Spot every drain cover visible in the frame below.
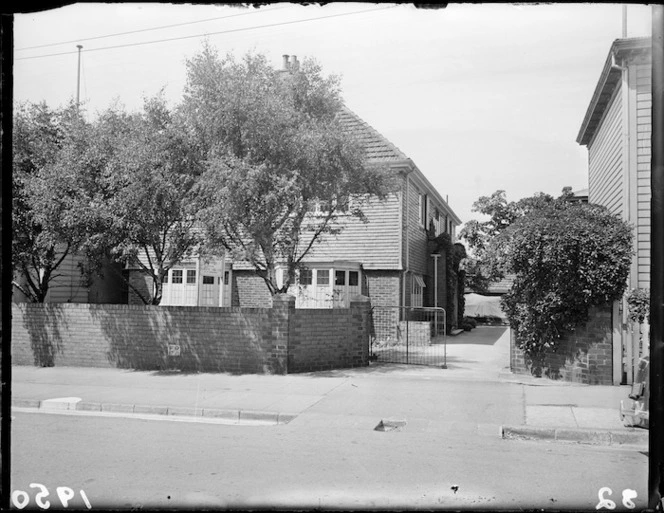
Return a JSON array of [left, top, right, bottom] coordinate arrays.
[[374, 419, 407, 432]]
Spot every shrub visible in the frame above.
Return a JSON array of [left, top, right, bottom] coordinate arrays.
[[494, 202, 632, 373], [626, 288, 650, 325], [462, 316, 478, 329]]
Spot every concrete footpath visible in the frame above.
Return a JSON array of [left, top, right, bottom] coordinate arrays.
[[10, 326, 649, 448]]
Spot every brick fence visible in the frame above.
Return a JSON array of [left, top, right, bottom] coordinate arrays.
[[510, 305, 613, 385], [11, 294, 371, 374]]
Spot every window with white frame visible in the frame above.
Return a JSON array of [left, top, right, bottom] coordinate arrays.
[[411, 274, 425, 307], [280, 264, 361, 308], [172, 270, 183, 284], [299, 268, 313, 286]]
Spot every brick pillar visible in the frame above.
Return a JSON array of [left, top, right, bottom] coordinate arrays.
[[270, 294, 295, 374], [350, 295, 371, 367]]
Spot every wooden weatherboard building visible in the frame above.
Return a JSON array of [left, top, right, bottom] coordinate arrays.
[[230, 106, 462, 318], [576, 36, 652, 384]]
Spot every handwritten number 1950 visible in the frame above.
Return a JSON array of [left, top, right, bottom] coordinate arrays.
[[11, 484, 91, 510]]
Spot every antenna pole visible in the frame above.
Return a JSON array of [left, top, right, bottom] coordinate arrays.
[[76, 44, 83, 109]]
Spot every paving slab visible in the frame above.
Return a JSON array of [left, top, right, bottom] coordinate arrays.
[[11, 366, 344, 417], [526, 405, 578, 428], [572, 407, 627, 431]]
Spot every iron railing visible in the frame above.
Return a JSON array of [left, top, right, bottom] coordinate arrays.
[[369, 306, 447, 367]]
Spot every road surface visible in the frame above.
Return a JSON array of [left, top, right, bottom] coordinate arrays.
[[11, 411, 647, 510]]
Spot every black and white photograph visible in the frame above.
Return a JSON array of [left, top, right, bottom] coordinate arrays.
[[4, 2, 663, 510]]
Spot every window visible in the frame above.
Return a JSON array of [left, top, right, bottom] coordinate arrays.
[[310, 197, 350, 216], [411, 274, 425, 307], [335, 270, 346, 286], [433, 208, 441, 236], [300, 269, 313, 286], [317, 269, 330, 285], [162, 273, 168, 283], [203, 275, 214, 285], [418, 193, 428, 227], [349, 271, 359, 287], [224, 271, 230, 286], [187, 270, 196, 284], [335, 196, 350, 213], [172, 270, 183, 284]]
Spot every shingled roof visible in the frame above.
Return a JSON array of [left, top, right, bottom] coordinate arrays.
[[337, 105, 409, 163]]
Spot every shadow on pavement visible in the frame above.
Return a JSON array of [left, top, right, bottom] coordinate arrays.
[[301, 362, 447, 378], [445, 326, 507, 346]]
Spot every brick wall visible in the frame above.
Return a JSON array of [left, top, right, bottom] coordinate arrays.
[[364, 271, 401, 342], [233, 271, 273, 308], [288, 296, 371, 372], [12, 294, 370, 374], [510, 306, 613, 385], [397, 321, 430, 346]]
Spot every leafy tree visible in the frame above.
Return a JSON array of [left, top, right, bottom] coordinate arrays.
[[458, 189, 558, 292], [182, 46, 391, 294], [493, 201, 632, 372], [84, 95, 205, 305], [12, 101, 92, 302]]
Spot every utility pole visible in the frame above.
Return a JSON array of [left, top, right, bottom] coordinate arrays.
[[76, 44, 83, 109], [431, 253, 440, 336], [649, 4, 664, 510]]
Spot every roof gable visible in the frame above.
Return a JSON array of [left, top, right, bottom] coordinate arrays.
[[337, 104, 462, 225], [337, 106, 409, 163]]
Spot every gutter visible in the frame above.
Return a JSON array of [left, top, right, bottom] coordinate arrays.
[[577, 37, 651, 146]]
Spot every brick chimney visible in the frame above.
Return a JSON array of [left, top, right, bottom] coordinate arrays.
[[282, 54, 290, 71], [290, 55, 299, 72]]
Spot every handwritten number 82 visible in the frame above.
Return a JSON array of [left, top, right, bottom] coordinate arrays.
[[596, 487, 637, 510]]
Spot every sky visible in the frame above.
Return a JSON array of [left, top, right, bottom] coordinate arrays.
[[12, 2, 653, 227]]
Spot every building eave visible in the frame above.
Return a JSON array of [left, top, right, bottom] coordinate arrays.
[[408, 162, 463, 226], [576, 37, 651, 147]]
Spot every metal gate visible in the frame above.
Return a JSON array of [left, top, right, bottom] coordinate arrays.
[[369, 306, 447, 367]]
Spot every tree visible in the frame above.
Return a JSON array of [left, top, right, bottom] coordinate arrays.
[[182, 46, 391, 295], [12, 101, 92, 302], [85, 95, 205, 305], [458, 189, 558, 292], [493, 201, 632, 371]]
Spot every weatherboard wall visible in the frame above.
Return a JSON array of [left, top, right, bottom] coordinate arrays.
[[303, 193, 402, 269], [634, 62, 651, 290], [587, 83, 624, 216]]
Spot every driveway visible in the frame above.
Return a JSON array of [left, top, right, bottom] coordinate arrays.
[[368, 324, 511, 381], [441, 325, 511, 381]]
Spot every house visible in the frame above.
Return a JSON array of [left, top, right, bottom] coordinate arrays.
[[27, 54, 462, 320], [576, 36, 652, 384], [12, 250, 127, 304], [230, 105, 462, 321], [127, 254, 232, 307]]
